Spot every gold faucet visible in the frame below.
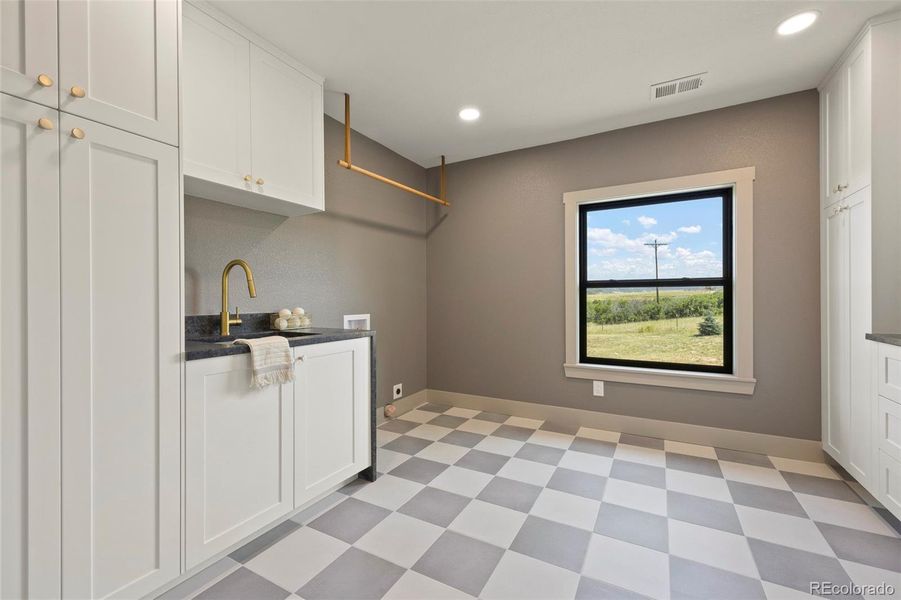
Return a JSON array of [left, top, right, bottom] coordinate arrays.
[[221, 259, 257, 336]]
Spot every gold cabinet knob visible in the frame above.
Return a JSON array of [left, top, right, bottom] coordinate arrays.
[[37, 73, 54, 87], [70, 127, 85, 140], [256, 178, 264, 185], [70, 85, 86, 98], [37, 117, 54, 130], [244, 175, 252, 182]]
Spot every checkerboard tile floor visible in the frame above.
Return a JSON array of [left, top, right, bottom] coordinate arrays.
[[164, 403, 901, 600]]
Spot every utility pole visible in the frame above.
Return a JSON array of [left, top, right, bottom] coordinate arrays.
[[644, 239, 669, 302]]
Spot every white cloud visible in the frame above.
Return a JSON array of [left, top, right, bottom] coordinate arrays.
[[637, 215, 657, 229], [677, 225, 702, 234]]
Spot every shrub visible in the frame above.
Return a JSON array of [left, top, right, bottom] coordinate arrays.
[[697, 312, 722, 336]]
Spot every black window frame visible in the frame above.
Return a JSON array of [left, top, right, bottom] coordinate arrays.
[[578, 187, 734, 374]]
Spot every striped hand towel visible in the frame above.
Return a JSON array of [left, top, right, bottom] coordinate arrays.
[[234, 336, 295, 388]]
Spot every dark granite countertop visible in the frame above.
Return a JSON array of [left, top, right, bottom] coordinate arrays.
[[866, 333, 901, 347], [184, 314, 374, 361]]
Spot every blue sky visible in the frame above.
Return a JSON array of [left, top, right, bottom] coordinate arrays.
[[586, 196, 724, 280]]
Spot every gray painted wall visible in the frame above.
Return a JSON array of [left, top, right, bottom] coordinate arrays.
[[185, 117, 429, 407], [425, 91, 821, 440]]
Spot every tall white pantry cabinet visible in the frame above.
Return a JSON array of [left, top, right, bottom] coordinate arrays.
[[1, 0, 182, 598]]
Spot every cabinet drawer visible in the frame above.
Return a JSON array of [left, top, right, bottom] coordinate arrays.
[[877, 450, 901, 519], [877, 343, 901, 403], [877, 396, 901, 462]]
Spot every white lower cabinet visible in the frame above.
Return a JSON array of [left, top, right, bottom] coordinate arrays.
[[294, 338, 372, 507], [185, 354, 295, 569]]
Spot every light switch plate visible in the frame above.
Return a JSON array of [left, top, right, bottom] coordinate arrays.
[[593, 381, 605, 396]]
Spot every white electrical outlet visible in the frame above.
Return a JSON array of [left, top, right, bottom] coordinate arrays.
[[393, 383, 403, 400], [593, 381, 605, 397]]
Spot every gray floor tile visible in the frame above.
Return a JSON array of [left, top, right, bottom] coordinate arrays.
[[428, 414, 467, 429], [570, 437, 617, 457], [666, 453, 723, 478], [477, 476, 543, 513], [389, 456, 449, 484], [456, 449, 509, 474], [619, 433, 665, 450], [875, 507, 901, 536], [511, 515, 592, 572], [412, 531, 504, 597], [670, 556, 766, 600], [474, 411, 510, 423], [419, 403, 451, 413], [548, 467, 607, 501], [308, 497, 391, 544], [336, 478, 368, 496], [493, 424, 535, 441], [515, 443, 566, 465], [667, 490, 743, 534], [781, 472, 864, 504], [399, 486, 471, 527], [194, 567, 290, 600], [379, 419, 419, 434], [610, 460, 666, 488], [298, 548, 405, 600], [229, 520, 301, 563], [714, 447, 774, 468], [440, 430, 486, 448], [727, 480, 807, 518], [382, 435, 433, 456], [748, 538, 858, 598], [576, 576, 651, 600], [595, 502, 668, 552], [158, 557, 239, 600], [291, 492, 346, 524], [816, 522, 901, 572], [541, 421, 580, 435]]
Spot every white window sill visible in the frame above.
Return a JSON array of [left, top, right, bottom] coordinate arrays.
[[564, 363, 757, 395]]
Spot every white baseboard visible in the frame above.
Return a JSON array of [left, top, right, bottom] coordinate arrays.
[[376, 389, 429, 426], [426, 389, 824, 462]]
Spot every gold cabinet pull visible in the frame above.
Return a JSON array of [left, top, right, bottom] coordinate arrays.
[[70, 85, 86, 98], [70, 127, 85, 140], [243, 175, 252, 182], [37, 73, 54, 87], [37, 117, 54, 130], [256, 178, 264, 185]]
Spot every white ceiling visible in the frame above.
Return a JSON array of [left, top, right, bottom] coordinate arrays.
[[212, 1, 899, 167]]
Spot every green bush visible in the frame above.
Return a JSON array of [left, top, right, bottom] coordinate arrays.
[[697, 312, 723, 336], [587, 290, 723, 326]]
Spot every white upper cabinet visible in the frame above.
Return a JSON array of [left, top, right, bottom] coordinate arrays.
[[58, 0, 179, 145], [183, 2, 325, 217], [1, 0, 58, 107], [822, 72, 846, 207]]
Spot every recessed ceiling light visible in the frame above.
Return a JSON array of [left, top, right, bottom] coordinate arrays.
[[777, 11, 819, 36], [459, 107, 480, 121]]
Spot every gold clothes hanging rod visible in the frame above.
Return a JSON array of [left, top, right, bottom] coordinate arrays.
[[337, 93, 450, 207]]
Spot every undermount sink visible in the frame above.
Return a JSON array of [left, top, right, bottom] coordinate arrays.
[[188, 330, 319, 345]]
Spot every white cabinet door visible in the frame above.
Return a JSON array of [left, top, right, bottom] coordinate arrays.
[[250, 44, 324, 212], [58, 0, 178, 145], [0, 93, 61, 600], [294, 338, 371, 508], [185, 354, 294, 569], [0, 0, 57, 107], [59, 114, 181, 599], [822, 72, 846, 206], [845, 34, 871, 199], [182, 3, 252, 193], [823, 202, 849, 462]]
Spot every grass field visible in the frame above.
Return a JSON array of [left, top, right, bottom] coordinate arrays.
[[586, 315, 724, 366]]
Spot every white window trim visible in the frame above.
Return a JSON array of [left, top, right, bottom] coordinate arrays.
[[563, 167, 756, 395]]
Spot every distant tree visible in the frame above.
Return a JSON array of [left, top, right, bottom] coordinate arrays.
[[697, 312, 722, 336]]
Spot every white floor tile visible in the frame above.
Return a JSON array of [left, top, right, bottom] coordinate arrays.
[[558, 450, 612, 477], [351, 474, 424, 510], [429, 465, 493, 497], [444, 407, 481, 419], [769, 457, 841, 480], [528, 430, 575, 449], [481, 550, 580, 599], [796, 493, 899, 537], [496, 457, 556, 487], [531, 488, 600, 531], [613, 444, 666, 468], [458, 419, 502, 435], [762, 581, 818, 599], [377, 448, 411, 474], [505, 416, 544, 430], [664, 440, 717, 459], [668, 519, 759, 579], [719, 460, 790, 490], [399, 409, 438, 423], [839, 559, 901, 598], [474, 436, 526, 457], [245, 527, 348, 592], [583, 534, 670, 599], [416, 442, 471, 465], [735, 505, 834, 556], [577, 427, 620, 443], [665, 468, 732, 502], [407, 423, 454, 441], [354, 512, 444, 568], [377, 429, 402, 447], [449, 499, 528, 549], [384, 570, 475, 599], [603, 478, 667, 516]]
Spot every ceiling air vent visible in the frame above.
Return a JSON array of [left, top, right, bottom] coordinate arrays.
[[650, 73, 707, 101]]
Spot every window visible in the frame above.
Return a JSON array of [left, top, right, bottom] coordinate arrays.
[[579, 188, 733, 373]]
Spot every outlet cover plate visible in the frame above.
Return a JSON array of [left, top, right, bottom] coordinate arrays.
[[393, 384, 403, 399], [593, 381, 605, 397]]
